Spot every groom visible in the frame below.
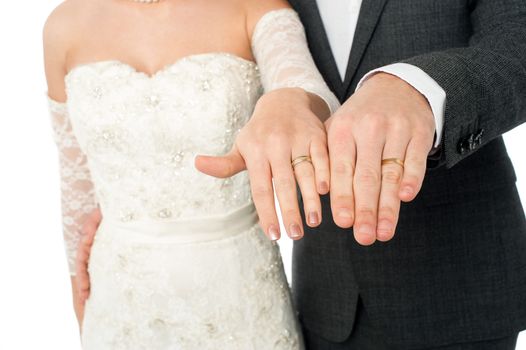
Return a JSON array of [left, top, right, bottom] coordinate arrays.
[[286, 0, 526, 348], [76, 0, 526, 348]]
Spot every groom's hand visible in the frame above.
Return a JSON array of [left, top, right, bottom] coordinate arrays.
[[195, 88, 331, 241], [326, 73, 435, 245]]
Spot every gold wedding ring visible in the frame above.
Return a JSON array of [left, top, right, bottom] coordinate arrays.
[[291, 155, 312, 169], [381, 158, 405, 168]]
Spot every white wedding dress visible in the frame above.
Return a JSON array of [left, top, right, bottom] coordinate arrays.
[[47, 9, 339, 350]]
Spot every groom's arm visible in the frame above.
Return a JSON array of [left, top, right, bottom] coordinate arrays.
[[326, 0, 526, 245], [401, 0, 526, 168]]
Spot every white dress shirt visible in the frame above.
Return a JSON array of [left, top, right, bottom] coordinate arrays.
[[316, 0, 446, 147]]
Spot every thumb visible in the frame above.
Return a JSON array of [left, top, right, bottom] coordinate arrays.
[[195, 146, 246, 178]]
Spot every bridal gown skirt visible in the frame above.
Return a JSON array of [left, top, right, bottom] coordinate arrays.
[[81, 203, 303, 349]]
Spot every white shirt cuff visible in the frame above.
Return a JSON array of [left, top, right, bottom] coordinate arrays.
[[356, 63, 446, 148]]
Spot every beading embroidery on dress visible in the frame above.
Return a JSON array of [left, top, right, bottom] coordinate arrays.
[[63, 54, 260, 225]]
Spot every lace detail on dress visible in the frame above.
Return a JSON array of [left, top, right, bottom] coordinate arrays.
[[82, 225, 302, 349], [252, 9, 340, 113], [47, 96, 98, 275]]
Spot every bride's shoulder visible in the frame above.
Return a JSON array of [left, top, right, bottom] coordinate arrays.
[[43, 0, 89, 51], [243, 0, 293, 37], [43, 0, 90, 101]]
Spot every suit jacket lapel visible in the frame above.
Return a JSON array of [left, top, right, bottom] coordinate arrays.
[[290, 0, 346, 100], [342, 0, 389, 95]]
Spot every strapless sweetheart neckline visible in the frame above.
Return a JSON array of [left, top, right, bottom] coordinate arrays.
[[65, 52, 258, 81]]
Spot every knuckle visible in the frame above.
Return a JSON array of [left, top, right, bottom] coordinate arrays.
[[331, 130, 351, 146], [357, 207, 376, 219], [329, 120, 352, 143], [296, 166, 315, 180], [406, 152, 425, 164], [382, 168, 402, 185], [405, 152, 427, 167], [333, 162, 353, 176], [282, 208, 299, 219], [313, 160, 329, 172], [274, 176, 296, 191], [355, 167, 380, 185], [378, 206, 398, 221], [303, 197, 320, 210], [332, 194, 353, 205], [267, 132, 289, 149], [389, 118, 410, 136], [311, 143, 328, 159], [406, 155, 427, 173], [251, 185, 273, 199], [362, 113, 386, 131]]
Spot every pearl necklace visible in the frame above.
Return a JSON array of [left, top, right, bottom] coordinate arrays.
[[132, 0, 160, 3]]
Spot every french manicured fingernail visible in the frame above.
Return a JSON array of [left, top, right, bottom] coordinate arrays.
[[268, 225, 280, 241], [290, 223, 303, 238], [308, 212, 319, 226], [338, 209, 353, 219], [357, 224, 374, 237], [402, 186, 413, 196], [377, 220, 392, 236], [319, 181, 329, 193]]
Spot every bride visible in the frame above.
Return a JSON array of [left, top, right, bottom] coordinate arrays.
[[44, 0, 339, 348]]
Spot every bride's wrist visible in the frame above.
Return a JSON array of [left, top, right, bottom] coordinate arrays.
[[256, 88, 329, 120]]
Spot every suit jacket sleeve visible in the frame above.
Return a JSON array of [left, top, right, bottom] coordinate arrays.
[[401, 0, 526, 168]]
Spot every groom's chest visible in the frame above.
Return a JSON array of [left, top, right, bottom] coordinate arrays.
[[288, 0, 471, 99]]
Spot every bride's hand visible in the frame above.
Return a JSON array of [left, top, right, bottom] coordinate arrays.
[[195, 88, 331, 241], [70, 276, 85, 330], [72, 207, 102, 323]]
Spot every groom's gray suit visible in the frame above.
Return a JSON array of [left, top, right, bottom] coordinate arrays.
[[289, 0, 526, 348]]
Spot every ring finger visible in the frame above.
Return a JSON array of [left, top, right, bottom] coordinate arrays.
[[376, 138, 409, 241], [271, 153, 304, 240], [292, 151, 322, 227]]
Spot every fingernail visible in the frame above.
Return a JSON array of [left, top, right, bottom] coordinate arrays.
[[377, 220, 392, 236], [268, 225, 280, 241], [338, 209, 353, 219], [319, 181, 329, 193], [290, 223, 303, 238], [357, 224, 374, 237], [402, 186, 413, 196], [308, 212, 319, 226]]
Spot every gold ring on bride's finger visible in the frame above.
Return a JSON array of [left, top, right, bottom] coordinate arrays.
[[381, 158, 405, 168], [291, 155, 312, 169]]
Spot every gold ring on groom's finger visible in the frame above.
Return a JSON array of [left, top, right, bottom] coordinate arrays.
[[291, 155, 313, 170], [381, 158, 405, 168]]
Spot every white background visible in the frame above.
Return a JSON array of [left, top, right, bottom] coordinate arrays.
[[0, 1, 524, 349]]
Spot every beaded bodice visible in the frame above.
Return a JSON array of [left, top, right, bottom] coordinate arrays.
[[65, 54, 261, 222]]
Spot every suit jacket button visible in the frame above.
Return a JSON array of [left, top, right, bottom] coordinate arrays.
[[458, 134, 474, 154], [458, 142, 468, 154], [474, 128, 484, 147]]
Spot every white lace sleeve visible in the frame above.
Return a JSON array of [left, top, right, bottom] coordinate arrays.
[[47, 96, 98, 276], [251, 8, 340, 114]]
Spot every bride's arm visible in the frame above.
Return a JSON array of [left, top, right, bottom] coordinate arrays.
[[43, 5, 98, 328], [196, 3, 340, 241], [247, 4, 340, 118]]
